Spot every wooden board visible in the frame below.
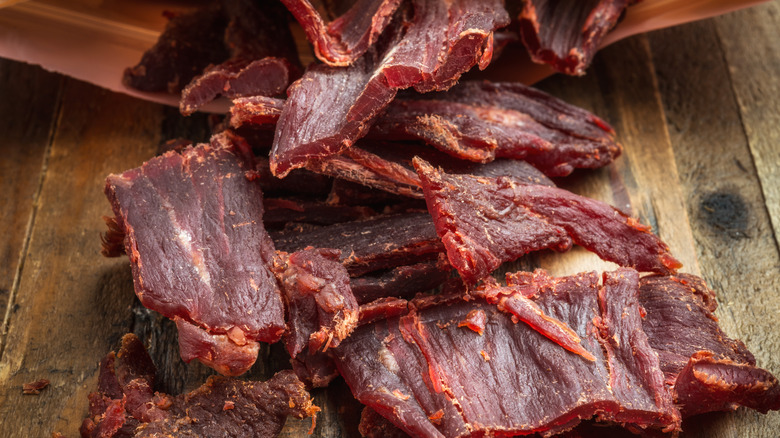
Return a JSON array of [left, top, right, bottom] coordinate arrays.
[[0, 6, 778, 437]]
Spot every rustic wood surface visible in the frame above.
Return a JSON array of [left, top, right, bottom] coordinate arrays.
[[0, 3, 778, 437]]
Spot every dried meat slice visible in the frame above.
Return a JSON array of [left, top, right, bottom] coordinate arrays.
[[639, 274, 780, 416], [180, 0, 301, 115], [263, 198, 376, 229], [414, 158, 681, 283], [270, 0, 509, 177], [335, 269, 680, 437], [518, 0, 630, 75], [105, 132, 285, 376], [350, 255, 452, 304], [369, 81, 621, 176], [80, 334, 318, 438], [282, 0, 402, 66], [271, 212, 443, 277]]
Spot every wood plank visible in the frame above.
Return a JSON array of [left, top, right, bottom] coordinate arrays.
[[649, 19, 780, 437], [0, 60, 62, 354], [714, 1, 780, 249], [0, 79, 162, 437]]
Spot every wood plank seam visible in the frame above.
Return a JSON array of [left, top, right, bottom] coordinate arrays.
[[0, 80, 64, 360]]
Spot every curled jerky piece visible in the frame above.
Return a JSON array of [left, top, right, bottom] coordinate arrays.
[[369, 81, 621, 176], [281, 0, 402, 66], [414, 158, 681, 283], [80, 334, 318, 438], [180, 0, 301, 115], [519, 0, 630, 75], [334, 269, 679, 437], [271, 212, 443, 277], [639, 274, 780, 416], [270, 0, 509, 177], [105, 132, 284, 376]]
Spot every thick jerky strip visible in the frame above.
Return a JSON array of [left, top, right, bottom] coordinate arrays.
[[230, 95, 285, 128], [263, 198, 376, 229], [249, 157, 333, 198], [282, 0, 402, 66], [351, 256, 452, 305], [105, 132, 285, 376], [123, 4, 229, 93], [270, 0, 509, 177], [335, 270, 680, 438], [180, 0, 301, 115], [639, 274, 780, 416], [80, 334, 317, 438], [414, 158, 681, 283], [271, 212, 443, 276], [519, 0, 630, 75], [369, 81, 621, 176]]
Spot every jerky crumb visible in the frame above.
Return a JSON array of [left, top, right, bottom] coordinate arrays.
[[428, 409, 445, 424], [458, 309, 487, 335], [481, 350, 491, 361], [23, 379, 50, 395], [223, 400, 235, 411]]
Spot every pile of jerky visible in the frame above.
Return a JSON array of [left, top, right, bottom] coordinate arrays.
[[81, 1, 780, 437]]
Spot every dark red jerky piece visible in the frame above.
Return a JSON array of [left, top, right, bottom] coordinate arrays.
[[180, 0, 301, 114], [415, 159, 681, 284], [358, 297, 409, 326], [263, 198, 376, 229], [282, 0, 402, 66], [81, 334, 318, 438], [328, 178, 417, 207], [123, 4, 229, 93], [518, 0, 630, 75], [249, 157, 333, 198], [175, 318, 260, 377], [270, 1, 509, 177], [336, 270, 681, 437], [230, 96, 284, 128], [291, 349, 341, 389], [597, 269, 681, 430], [351, 256, 452, 305], [359, 407, 410, 438], [638, 274, 780, 416], [271, 212, 443, 277], [369, 81, 620, 176], [105, 132, 285, 376], [457, 309, 486, 335], [673, 352, 780, 416]]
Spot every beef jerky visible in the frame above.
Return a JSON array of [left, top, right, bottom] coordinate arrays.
[[334, 269, 679, 437], [123, 4, 229, 93], [80, 334, 318, 438], [359, 407, 409, 438], [327, 178, 415, 207], [518, 0, 630, 75], [248, 157, 334, 198], [180, 0, 301, 115], [105, 132, 284, 376], [282, 0, 402, 66], [270, 0, 509, 177], [369, 81, 621, 176], [22, 379, 50, 395], [639, 274, 780, 416], [273, 248, 359, 388], [351, 255, 452, 304], [263, 198, 376, 229], [230, 95, 285, 128], [271, 212, 443, 276], [414, 158, 681, 283]]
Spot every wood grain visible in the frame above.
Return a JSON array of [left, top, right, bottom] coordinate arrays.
[[0, 59, 62, 354], [649, 18, 780, 438]]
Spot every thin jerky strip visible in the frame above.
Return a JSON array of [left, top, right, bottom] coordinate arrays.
[[281, 0, 402, 66], [180, 0, 301, 114], [369, 81, 621, 176], [335, 270, 680, 438], [414, 158, 681, 283], [270, 0, 509, 177], [270, 212, 443, 276], [351, 255, 452, 305], [80, 334, 318, 438], [518, 0, 630, 75], [105, 132, 285, 376]]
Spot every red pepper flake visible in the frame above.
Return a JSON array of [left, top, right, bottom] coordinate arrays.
[[22, 379, 49, 395], [223, 400, 235, 411], [458, 309, 487, 335]]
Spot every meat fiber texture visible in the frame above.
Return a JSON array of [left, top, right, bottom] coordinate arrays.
[[273, 248, 359, 387], [414, 158, 681, 284], [639, 274, 780, 416], [105, 132, 285, 376], [282, 0, 403, 66], [518, 0, 630, 75], [334, 269, 681, 437], [368, 81, 622, 177], [270, 0, 510, 177], [80, 334, 317, 438]]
